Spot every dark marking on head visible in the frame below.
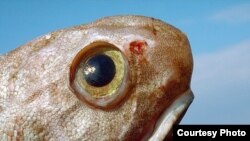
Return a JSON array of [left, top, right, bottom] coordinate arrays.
[[152, 27, 157, 36], [22, 89, 43, 105]]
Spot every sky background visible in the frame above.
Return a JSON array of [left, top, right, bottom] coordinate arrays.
[[0, 0, 249, 124]]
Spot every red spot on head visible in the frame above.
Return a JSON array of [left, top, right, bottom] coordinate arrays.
[[129, 40, 147, 55]]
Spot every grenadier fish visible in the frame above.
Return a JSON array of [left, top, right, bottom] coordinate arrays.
[[0, 16, 194, 141]]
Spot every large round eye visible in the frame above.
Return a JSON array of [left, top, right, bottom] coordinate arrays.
[[69, 42, 130, 109]]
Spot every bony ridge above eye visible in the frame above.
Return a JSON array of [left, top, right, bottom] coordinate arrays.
[[69, 41, 130, 110]]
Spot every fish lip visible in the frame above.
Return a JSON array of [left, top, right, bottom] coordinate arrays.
[[148, 89, 194, 141]]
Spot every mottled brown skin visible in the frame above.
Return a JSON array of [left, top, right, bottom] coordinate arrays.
[[0, 16, 193, 140]]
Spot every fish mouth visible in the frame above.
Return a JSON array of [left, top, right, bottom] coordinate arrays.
[[148, 89, 194, 141]]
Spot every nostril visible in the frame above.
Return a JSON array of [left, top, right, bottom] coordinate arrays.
[[129, 40, 148, 55]]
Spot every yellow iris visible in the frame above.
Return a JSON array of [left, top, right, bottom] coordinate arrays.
[[76, 46, 125, 98], [69, 41, 129, 109]]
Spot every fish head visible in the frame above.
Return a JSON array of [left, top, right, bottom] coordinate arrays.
[[0, 16, 193, 140]]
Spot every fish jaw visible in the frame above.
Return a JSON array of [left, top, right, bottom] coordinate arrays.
[[149, 89, 194, 141]]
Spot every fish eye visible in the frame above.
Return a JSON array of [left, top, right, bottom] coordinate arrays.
[[83, 54, 116, 87], [69, 42, 130, 109]]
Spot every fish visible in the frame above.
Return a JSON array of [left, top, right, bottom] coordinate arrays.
[[0, 15, 194, 141]]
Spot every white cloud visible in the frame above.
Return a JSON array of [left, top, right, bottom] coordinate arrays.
[[182, 40, 250, 124], [210, 3, 250, 23], [194, 40, 250, 86]]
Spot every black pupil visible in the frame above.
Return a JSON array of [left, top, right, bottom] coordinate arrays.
[[83, 54, 116, 87]]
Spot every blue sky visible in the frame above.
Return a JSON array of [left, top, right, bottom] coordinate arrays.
[[1, 0, 250, 124]]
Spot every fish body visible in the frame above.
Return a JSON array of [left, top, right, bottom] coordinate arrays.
[[0, 16, 193, 140]]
